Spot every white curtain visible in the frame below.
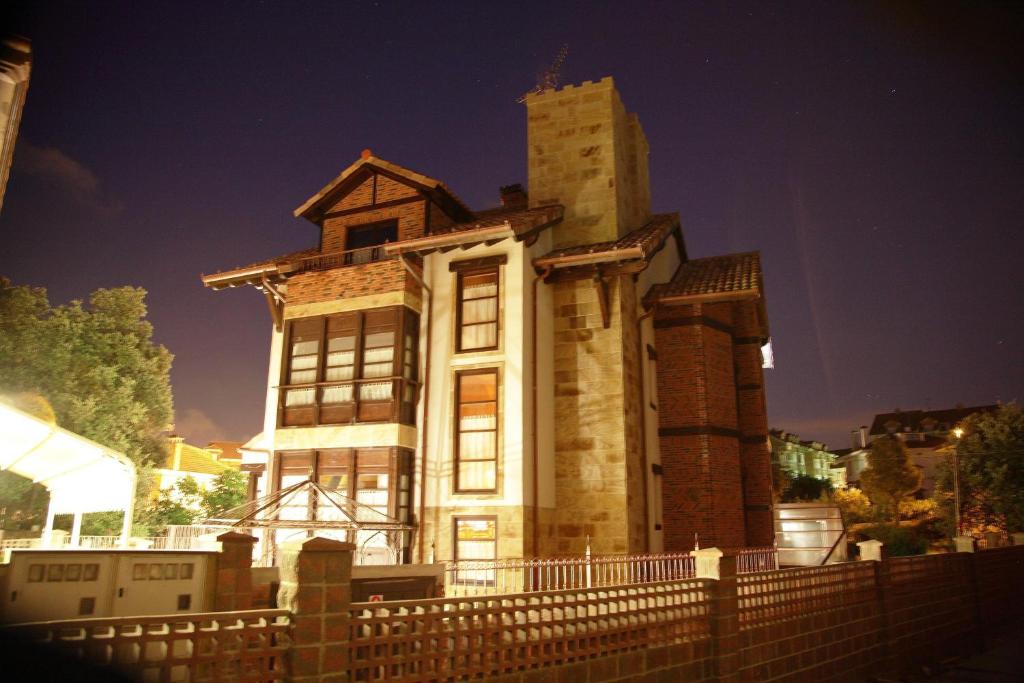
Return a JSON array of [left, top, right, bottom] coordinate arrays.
[[322, 385, 353, 403], [360, 381, 393, 401], [285, 388, 315, 406], [461, 281, 497, 349]]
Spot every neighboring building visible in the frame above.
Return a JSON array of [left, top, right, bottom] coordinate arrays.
[[205, 441, 243, 464], [0, 36, 31, 214], [770, 430, 847, 490], [155, 436, 237, 495], [202, 76, 774, 563], [834, 405, 999, 495]]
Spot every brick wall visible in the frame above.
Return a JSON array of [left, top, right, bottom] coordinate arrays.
[[321, 199, 427, 252], [732, 300, 774, 546], [654, 302, 747, 551], [286, 259, 420, 307]]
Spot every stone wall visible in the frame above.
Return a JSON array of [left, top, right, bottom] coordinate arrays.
[[550, 278, 642, 555]]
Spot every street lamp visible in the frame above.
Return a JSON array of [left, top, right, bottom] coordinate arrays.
[[952, 427, 964, 536]]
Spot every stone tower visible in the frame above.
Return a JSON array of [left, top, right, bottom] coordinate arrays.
[[526, 76, 651, 249]]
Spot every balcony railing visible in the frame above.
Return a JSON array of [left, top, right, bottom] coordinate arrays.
[[290, 245, 397, 273], [279, 376, 417, 427]]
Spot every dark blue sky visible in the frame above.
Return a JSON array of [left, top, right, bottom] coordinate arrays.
[[3, 1, 1022, 449]]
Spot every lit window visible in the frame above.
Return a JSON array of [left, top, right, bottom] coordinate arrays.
[[454, 517, 497, 584], [457, 269, 499, 351], [455, 370, 498, 492]]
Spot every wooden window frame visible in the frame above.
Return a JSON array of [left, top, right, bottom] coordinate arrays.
[[453, 368, 500, 494], [452, 515, 498, 563], [453, 257, 504, 353]]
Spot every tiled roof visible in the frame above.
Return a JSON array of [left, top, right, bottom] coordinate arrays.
[[647, 251, 762, 303], [202, 247, 319, 284], [167, 443, 235, 476], [405, 204, 564, 242], [868, 405, 999, 436], [534, 213, 678, 266]]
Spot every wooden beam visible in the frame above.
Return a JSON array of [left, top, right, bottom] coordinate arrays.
[[595, 276, 611, 329], [449, 254, 509, 272], [263, 290, 283, 332]]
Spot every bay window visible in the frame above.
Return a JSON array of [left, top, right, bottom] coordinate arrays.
[[279, 306, 418, 427]]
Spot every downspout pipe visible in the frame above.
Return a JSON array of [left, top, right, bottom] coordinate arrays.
[[531, 265, 553, 557], [399, 253, 433, 563], [636, 303, 657, 553]]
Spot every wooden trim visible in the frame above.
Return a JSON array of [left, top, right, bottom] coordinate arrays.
[[453, 368, 499, 494], [646, 343, 657, 361], [595, 277, 611, 329], [449, 254, 508, 272], [320, 194, 423, 220], [454, 266, 501, 354]]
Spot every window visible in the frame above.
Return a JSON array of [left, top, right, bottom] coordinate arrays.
[[78, 597, 95, 616], [455, 369, 498, 492], [453, 517, 497, 584], [280, 307, 419, 427], [456, 268, 499, 352], [344, 219, 397, 264], [65, 564, 82, 581], [180, 563, 194, 580], [83, 564, 99, 581], [47, 564, 64, 582], [177, 594, 192, 611], [27, 564, 44, 582]]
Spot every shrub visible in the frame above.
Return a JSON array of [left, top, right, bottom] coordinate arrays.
[[835, 487, 874, 524], [782, 474, 833, 502], [858, 523, 928, 557]]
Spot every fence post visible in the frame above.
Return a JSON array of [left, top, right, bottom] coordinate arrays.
[[709, 553, 739, 683], [857, 539, 884, 562], [277, 536, 354, 683], [214, 531, 257, 611], [871, 558, 892, 673], [953, 535, 977, 553]]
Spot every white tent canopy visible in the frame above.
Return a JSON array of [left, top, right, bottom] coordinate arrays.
[[0, 401, 136, 546]]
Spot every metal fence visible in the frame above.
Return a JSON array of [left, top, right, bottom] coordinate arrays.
[[443, 546, 777, 597]]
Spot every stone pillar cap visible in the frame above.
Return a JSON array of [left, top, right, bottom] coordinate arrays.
[[216, 531, 258, 543], [857, 539, 883, 547], [279, 536, 356, 552]]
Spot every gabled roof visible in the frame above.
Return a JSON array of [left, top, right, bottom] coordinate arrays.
[[533, 213, 679, 269], [293, 153, 474, 222], [868, 405, 999, 436]]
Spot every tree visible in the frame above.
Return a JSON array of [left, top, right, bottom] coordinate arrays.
[[781, 474, 833, 502], [0, 278, 174, 468], [860, 436, 921, 522], [834, 487, 873, 524], [940, 404, 1024, 533], [140, 470, 247, 532]]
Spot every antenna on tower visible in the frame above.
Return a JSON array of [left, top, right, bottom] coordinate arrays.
[[517, 44, 569, 103]]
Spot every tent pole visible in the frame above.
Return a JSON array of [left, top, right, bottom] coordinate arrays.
[[41, 503, 56, 548], [119, 467, 136, 548]]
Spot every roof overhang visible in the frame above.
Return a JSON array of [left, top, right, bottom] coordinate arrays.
[[385, 224, 515, 255]]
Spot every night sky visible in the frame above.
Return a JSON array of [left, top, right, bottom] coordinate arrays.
[[2, 2, 1022, 451]]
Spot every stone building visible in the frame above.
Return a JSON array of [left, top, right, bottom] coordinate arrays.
[[202, 77, 775, 563]]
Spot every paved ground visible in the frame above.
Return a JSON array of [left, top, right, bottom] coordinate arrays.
[[882, 628, 1024, 682]]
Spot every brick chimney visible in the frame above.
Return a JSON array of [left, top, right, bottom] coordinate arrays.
[[524, 76, 651, 249], [499, 183, 528, 210]]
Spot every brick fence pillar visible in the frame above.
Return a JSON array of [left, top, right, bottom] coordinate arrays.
[[215, 531, 257, 611], [710, 554, 739, 683], [277, 536, 354, 683]]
